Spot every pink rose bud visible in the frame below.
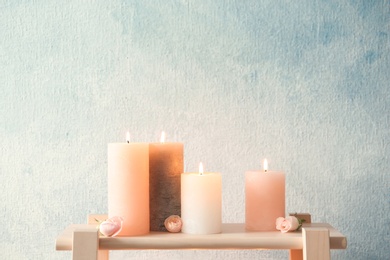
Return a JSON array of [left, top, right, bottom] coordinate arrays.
[[99, 216, 123, 237], [276, 217, 285, 231], [275, 216, 300, 233], [164, 215, 182, 233]]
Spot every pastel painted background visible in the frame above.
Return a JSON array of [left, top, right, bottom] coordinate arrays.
[[1, 0, 389, 259]]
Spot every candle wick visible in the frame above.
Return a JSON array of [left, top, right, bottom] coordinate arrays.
[[127, 140, 130, 144], [264, 169, 268, 173]]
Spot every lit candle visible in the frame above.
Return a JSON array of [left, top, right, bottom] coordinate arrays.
[[181, 163, 222, 234], [149, 131, 183, 231], [108, 132, 149, 236], [245, 159, 285, 231]]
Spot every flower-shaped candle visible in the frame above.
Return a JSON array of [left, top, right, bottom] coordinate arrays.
[[164, 215, 182, 233], [99, 216, 124, 237], [275, 216, 302, 233]]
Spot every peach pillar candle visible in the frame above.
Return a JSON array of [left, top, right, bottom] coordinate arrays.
[[108, 133, 149, 236], [181, 163, 222, 234], [149, 131, 183, 231], [245, 159, 285, 231]]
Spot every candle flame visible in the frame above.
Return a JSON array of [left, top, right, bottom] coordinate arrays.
[[199, 162, 204, 175], [263, 158, 268, 172], [126, 132, 130, 143], [160, 131, 165, 143]]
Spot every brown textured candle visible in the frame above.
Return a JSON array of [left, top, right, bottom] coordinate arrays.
[[149, 139, 183, 231]]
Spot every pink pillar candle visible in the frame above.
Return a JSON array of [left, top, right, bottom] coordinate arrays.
[[108, 142, 149, 236], [245, 168, 285, 231]]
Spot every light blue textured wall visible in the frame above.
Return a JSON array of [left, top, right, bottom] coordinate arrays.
[[1, 0, 389, 259]]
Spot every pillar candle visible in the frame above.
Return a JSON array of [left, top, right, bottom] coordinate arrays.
[[181, 163, 222, 234], [149, 132, 183, 231], [245, 159, 285, 231], [108, 137, 149, 236]]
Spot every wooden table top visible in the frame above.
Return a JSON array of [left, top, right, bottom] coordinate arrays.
[[56, 223, 347, 251]]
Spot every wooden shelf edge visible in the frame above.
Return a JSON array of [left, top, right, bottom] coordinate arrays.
[[56, 223, 347, 251]]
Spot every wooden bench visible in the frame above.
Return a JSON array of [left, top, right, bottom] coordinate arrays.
[[55, 213, 347, 260]]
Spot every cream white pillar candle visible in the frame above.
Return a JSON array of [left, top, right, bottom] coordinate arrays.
[[108, 133, 149, 236], [245, 159, 285, 231], [181, 163, 222, 234], [149, 132, 183, 231]]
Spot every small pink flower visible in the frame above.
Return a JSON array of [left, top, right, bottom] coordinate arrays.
[[276, 216, 300, 233], [99, 216, 123, 237], [164, 215, 182, 233]]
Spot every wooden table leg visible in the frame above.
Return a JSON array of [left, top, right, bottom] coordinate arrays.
[[290, 249, 303, 260], [72, 228, 99, 260], [289, 213, 312, 260], [88, 214, 109, 260], [302, 228, 330, 260]]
